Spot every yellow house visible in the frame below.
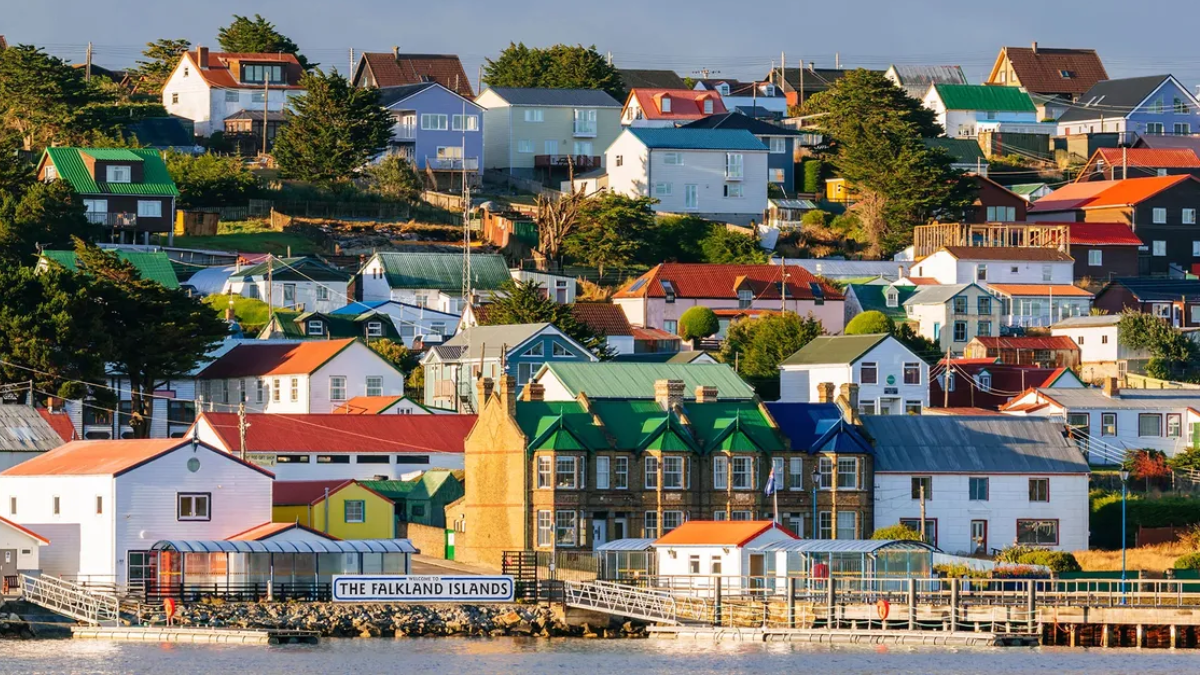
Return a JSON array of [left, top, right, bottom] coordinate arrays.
[[310, 482, 396, 540], [825, 177, 857, 203]]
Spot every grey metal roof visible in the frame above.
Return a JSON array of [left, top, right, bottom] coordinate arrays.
[[782, 258, 912, 281], [903, 283, 975, 306], [596, 538, 656, 552], [151, 539, 418, 554], [1057, 75, 1172, 123], [483, 87, 621, 107], [751, 539, 936, 554], [771, 199, 819, 210], [1034, 387, 1200, 411], [377, 82, 440, 108], [863, 416, 1090, 474], [437, 323, 552, 361], [1051, 315, 1121, 329], [0, 405, 68, 451]]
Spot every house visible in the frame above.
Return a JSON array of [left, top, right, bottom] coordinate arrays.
[[902, 283, 1001, 354], [620, 88, 727, 128], [929, 359, 1084, 410], [1050, 315, 1152, 383], [1077, 148, 1200, 182], [332, 395, 440, 415], [965, 175, 1029, 223], [1001, 382, 1200, 462], [1066, 222, 1144, 280], [843, 284, 918, 326], [307, 480, 396, 540], [0, 515, 48, 577], [867, 415, 1090, 553], [770, 63, 882, 108], [653, 521, 796, 581], [924, 138, 990, 176], [1056, 75, 1200, 138], [530, 362, 756, 403], [765, 199, 821, 230], [884, 65, 968, 100], [1133, 135, 1200, 154], [963, 335, 1081, 368], [359, 251, 511, 314], [617, 69, 687, 91], [0, 405, 68, 472], [1093, 278, 1200, 328], [36, 148, 179, 245], [195, 338, 406, 414], [612, 263, 844, 337], [361, 470, 464, 529], [38, 249, 180, 289], [161, 48, 305, 140], [922, 84, 1047, 138], [603, 128, 769, 225], [377, 83, 484, 190], [476, 87, 622, 178], [351, 51, 473, 98], [421, 323, 597, 413], [0, 438, 273, 585], [1025, 180, 1115, 222], [257, 309, 402, 342], [272, 479, 349, 528], [909, 247, 1075, 288], [778, 334, 930, 414], [570, 303, 637, 354], [987, 283, 1094, 328], [682, 112, 801, 188], [223, 256, 351, 313], [510, 269, 578, 304], [986, 44, 1108, 118], [330, 300, 459, 348], [191, 411, 474, 478], [1009, 183, 1053, 203], [691, 80, 788, 117]]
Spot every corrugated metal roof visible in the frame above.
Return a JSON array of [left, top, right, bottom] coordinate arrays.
[[438, 323, 551, 361], [595, 538, 656, 551], [374, 252, 510, 292], [0, 405, 68, 452], [1068, 222, 1143, 246], [863, 416, 1089, 474], [971, 336, 1079, 351], [846, 284, 917, 321], [933, 84, 1035, 112], [483, 87, 621, 107], [903, 283, 976, 306], [682, 113, 799, 136], [43, 147, 179, 196], [1108, 278, 1200, 302], [751, 539, 936, 553], [0, 438, 272, 478], [184, 265, 236, 296], [655, 521, 789, 546], [1030, 387, 1200, 411], [763, 402, 841, 450], [940, 246, 1072, 262], [784, 258, 911, 281], [627, 127, 766, 151], [151, 539, 417, 553], [923, 137, 987, 165], [987, 284, 1093, 298], [780, 334, 891, 367], [537, 362, 755, 400], [1051, 315, 1121, 328], [1057, 75, 1170, 123], [41, 250, 181, 289], [196, 339, 358, 378], [890, 65, 967, 95], [200, 412, 474, 454]]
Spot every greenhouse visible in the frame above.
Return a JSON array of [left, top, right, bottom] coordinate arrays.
[[750, 539, 936, 580]]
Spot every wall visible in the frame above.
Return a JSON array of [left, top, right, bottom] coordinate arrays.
[[851, 342, 930, 413], [906, 286, 1001, 354], [311, 483, 395, 539], [0, 475, 113, 580], [161, 55, 214, 135], [1006, 400, 1200, 460], [478, 97, 621, 174], [779, 365, 848, 403], [968, 180, 1028, 223], [479, 91, 514, 170], [912, 252, 1075, 287], [640, 297, 845, 337], [645, 147, 769, 217], [400, 522, 448, 558], [272, 504, 311, 528], [310, 342, 407, 413], [225, 278, 349, 315], [458, 384, 529, 568], [0, 526, 42, 572], [604, 131, 651, 200], [403, 86, 485, 173], [1070, 245, 1139, 280]]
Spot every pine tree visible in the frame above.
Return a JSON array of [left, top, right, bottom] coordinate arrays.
[[132, 38, 192, 95], [217, 14, 312, 70], [484, 43, 624, 101], [0, 45, 106, 150]]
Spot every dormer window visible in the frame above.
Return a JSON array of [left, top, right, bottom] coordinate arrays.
[[737, 288, 753, 309], [886, 289, 898, 308], [1059, 70, 1075, 79], [661, 280, 676, 303], [307, 320, 323, 335], [44, 165, 57, 182], [105, 165, 131, 183], [717, 84, 730, 96], [763, 84, 775, 96], [366, 321, 383, 338], [660, 96, 672, 113], [241, 63, 284, 85], [703, 98, 714, 115]]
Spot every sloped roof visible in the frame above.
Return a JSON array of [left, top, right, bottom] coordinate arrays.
[[762, 402, 841, 450], [227, 521, 338, 541], [889, 65, 968, 98], [571, 303, 633, 336], [198, 412, 475, 455], [196, 339, 358, 378], [376, 82, 440, 108], [626, 127, 766, 151], [0, 515, 49, 545], [358, 52, 473, 97], [273, 479, 352, 506], [654, 521, 793, 547], [1009, 183, 1050, 196], [438, 323, 552, 361], [939, 246, 1073, 262], [1133, 135, 1200, 154], [923, 137, 988, 165], [1093, 147, 1200, 169], [618, 69, 686, 90], [265, 310, 400, 341], [903, 283, 977, 306], [185, 50, 305, 90], [1016, 387, 1200, 411], [864, 416, 1089, 474], [0, 438, 272, 478], [932, 84, 1035, 112], [1068, 222, 1143, 246], [682, 112, 799, 135], [1028, 180, 1116, 213], [986, 284, 1094, 298], [42, 147, 179, 197], [238, 256, 351, 281], [847, 284, 917, 321], [40, 250, 181, 289], [997, 46, 1108, 97], [0, 405, 69, 451], [36, 408, 76, 443], [1079, 175, 1197, 209], [1106, 278, 1200, 302], [1057, 75, 1173, 123], [483, 87, 621, 107], [614, 263, 840, 301], [372, 252, 510, 292], [361, 470, 460, 501], [537, 362, 755, 400], [780, 334, 891, 367], [1051, 314, 1121, 328], [971, 335, 1080, 351], [332, 396, 407, 414], [628, 88, 728, 121]]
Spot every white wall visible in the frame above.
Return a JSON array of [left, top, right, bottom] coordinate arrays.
[[779, 339, 929, 412], [0, 475, 114, 580], [160, 54, 299, 137], [0, 522, 46, 572], [779, 364, 848, 403], [911, 252, 1074, 287], [1050, 324, 1147, 363], [226, 278, 348, 314], [874, 473, 1090, 553]]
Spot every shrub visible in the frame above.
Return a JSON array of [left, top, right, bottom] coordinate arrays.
[[871, 524, 924, 541], [845, 310, 895, 335], [678, 306, 719, 341], [995, 545, 1081, 572], [800, 209, 829, 227], [802, 159, 823, 193], [1174, 552, 1200, 570], [992, 565, 1051, 579], [1089, 491, 1200, 549]]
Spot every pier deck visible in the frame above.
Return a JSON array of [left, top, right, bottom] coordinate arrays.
[[71, 626, 320, 645]]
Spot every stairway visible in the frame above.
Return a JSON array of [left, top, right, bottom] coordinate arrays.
[[19, 574, 121, 626], [563, 580, 713, 625]]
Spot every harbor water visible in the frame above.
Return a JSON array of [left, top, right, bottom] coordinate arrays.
[[3, 637, 1200, 674]]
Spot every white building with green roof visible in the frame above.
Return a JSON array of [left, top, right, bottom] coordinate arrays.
[[360, 251, 512, 315], [921, 84, 1052, 139], [778, 334, 929, 415]]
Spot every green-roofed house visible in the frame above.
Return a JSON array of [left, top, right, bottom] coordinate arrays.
[[530, 362, 756, 402], [842, 284, 917, 327], [1008, 183, 1053, 203], [257, 309, 402, 341], [38, 249, 181, 289], [36, 147, 179, 245], [360, 251, 512, 315], [225, 255, 353, 314], [922, 137, 990, 175], [361, 470, 465, 530], [778, 334, 929, 415], [921, 84, 1052, 140]]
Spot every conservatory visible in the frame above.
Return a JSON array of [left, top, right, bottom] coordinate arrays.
[[750, 539, 936, 581]]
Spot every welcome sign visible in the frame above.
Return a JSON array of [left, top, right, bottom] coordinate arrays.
[[332, 575, 515, 602]]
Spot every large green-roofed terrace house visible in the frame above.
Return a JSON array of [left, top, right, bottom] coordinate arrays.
[[36, 148, 180, 245], [921, 84, 1053, 140], [359, 251, 513, 316]]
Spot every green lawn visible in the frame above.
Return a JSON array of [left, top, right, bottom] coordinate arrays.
[[204, 293, 272, 335], [162, 220, 325, 255]]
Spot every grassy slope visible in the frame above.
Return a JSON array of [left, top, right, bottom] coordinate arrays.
[[166, 220, 324, 255], [204, 293, 272, 335]]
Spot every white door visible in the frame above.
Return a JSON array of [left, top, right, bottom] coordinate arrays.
[[684, 184, 699, 210], [592, 520, 607, 547]]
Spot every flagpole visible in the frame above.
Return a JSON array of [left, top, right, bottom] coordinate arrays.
[[773, 487, 779, 524]]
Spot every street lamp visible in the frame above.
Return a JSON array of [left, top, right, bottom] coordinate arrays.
[[811, 467, 821, 539], [1119, 468, 1130, 599]]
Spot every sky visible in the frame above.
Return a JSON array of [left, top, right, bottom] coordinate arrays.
[[7, 0, 1200, 91]]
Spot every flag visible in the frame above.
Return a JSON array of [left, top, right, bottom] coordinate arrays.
[[764, 466, 777, 496]]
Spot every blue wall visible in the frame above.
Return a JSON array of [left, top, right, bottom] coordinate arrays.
[[506, 331, 594, 384], [1127, 79, 1200, 135], [388, 85, 485, 170], [761, 135, 795, 190]]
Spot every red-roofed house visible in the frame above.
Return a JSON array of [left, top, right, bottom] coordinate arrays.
[[654, 521, 795, 583], [0, 514, 49, 577], [612, 263, 844, 338], [622, 89, 727, 127], [162, 48, 306, 138], [1078, 148, 1200, 182], [195, 339, 406, 414], [0, 438, 273, 584], [1066, 222, 1143, 279], [985, 44, 1107, 118], [963, 335, 1081, 368], [226, 521, 337, 542], [351, 51, 473, 98], [929, 359, 1084, 410], [190, 411, 473, 479]]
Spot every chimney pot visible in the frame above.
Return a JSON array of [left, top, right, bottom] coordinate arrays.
[[816, 382, 836, 404], [196, 46, 209, 69], [654, 379, 686, 411], [498, 374, 517, 415], [477, 377, 495, 407], [1031, 41, 1038, 55], [694, 385, 718, 403], [392, 46, 400, 59], [838, 383, 860, 423]]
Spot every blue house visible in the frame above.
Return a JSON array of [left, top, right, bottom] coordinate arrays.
[[682, 112, 800, 192], [1057, 75, 1200, 138], [420, 323, 598, 412], [378, 82, 484, 190]]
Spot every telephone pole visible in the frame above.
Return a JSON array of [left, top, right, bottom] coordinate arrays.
[[943, 343, 952, 408], [85, 43, 93, 81], [261, 75, 270, 156], [266, 255, 274, 316], [919, 482, 927, 541], [237, 402, 249, 461]]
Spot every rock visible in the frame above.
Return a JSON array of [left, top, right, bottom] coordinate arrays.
[[497, 611, 522, 628]]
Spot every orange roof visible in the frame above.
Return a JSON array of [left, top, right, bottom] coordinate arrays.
[[905, 277, 940, 286], [627, 88, 728, 121], [1067, 222, 1143, 246], [1080, 175, 1197, 209], [1028, 180, 1115, 213], [0, 515, 50, 544], [571, 303, 633, 337], [1094, 147, 1200, 169], [1041, 367, 1072, 387], [0, 438, 274, 478], [987, 284, 1094, 298], [632, 327, 680, 341], [614, 263, 840, 301], [226, 521, 338, 541], [197, 339, 358, 378], [332, 396, 406, 414], [37, 408, 76, 442], [654, 520, 794, 546], [185, 50, 305, 90]]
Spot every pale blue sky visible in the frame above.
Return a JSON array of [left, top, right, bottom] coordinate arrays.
[[8, 0, 1200, 90]]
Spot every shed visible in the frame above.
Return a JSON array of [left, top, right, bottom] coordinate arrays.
[[653, 521, 796, 594], [0, 515, 49, 582], [595, 538, 656, 579], [749, 539, 936, 579]]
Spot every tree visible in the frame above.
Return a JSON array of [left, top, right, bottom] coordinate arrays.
[[481, 279, 611, 358], [870, 524, 924, 541], [368, 338, 419, 373], [700, 226, 768, 264], [272, 69, 393, 184], [649, 215, 710, 263], [720, 312, 825, 379], [165, 152, 257, 208], [534, 185, 591, 264], [368, 154, 424, 204], [845, 310, 895, 335], [73, 240, 227, 438], [564, 193, 656, 275], [800, 209, 829, 227], [678, 307, 719, 341], [217, 14, 312, 70], [0, 180, 91, 265], [802, 159, 823, 194], [484, 43, 624, 102], [1119, 310, 1197, 380], [894, 322, 940, 362], [0, 45, 106, 150], [131, 38, 191, 95]]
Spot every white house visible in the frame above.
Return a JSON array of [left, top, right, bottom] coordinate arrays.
[[359, 251, 512, 314], [909, 247, 1076, 288], [603, 127, 768, 226], [161, 48, 305, 138], [0, 438, 273, 585], [1000, 382, 1200, 463], [1050, 315, 1152, 384], [922, 83, 1052, 138], [189, 412, 472, 479], [867, 415, 1090, 554], [329, 300, 459, 349], [223, 256, 352, 315], [0, 515, 49, 576], [653, 520, 796, 590], [903, 283, 1002, 354], [778, 334, 930, 415], [195, 339, 406, 414]]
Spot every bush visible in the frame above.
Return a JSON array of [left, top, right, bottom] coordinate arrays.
[[1090, 491, 1200, 549], [678, 306, 719, 341], [933, 563, 989, 579], [802, 159, 823, 193], [1174, 552, 1200, 570], [165, 152, 257, 208], [800, 209, 829, 227], [870, 524, 924, 541], [845, 310, 895, 335], [995, 545, 1081, 572]]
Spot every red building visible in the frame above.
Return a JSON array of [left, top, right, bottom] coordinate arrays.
[[930, 359, 1083, 410]]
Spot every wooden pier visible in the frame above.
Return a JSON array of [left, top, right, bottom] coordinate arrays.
[[71, 626, 320, 645], [649, 625, 1038, 647]]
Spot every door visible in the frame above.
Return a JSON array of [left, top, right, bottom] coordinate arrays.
[[283, 283, 297, 308], [970, 520, 988, 556], [445, 529, 456, 561], [0, 549, 16, 578], [748, 553, 765, 589], [612, 517, 627, 541], [592, 520, 608, 547], [684, 184, 699, 210]]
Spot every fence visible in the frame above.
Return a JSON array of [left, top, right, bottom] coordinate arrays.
[[483, 170, 564, 199], [1125, 373, 1200, 390]]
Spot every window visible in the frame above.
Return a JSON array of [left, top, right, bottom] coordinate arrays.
[[725, 153, 744, 179], [724, 183, 744, 199], [953, 296, 968, 314], [307, 320, 324, 336], [7, 497, 13, 515], [225, 90, 239, 103], [1040, 264, 1053, 283], [911, 476, 932, 500], [1175, 97, 1190, 114], [290, 377, 299, 402], [255, 379, 265, 404], [316, 286, 329, 302], [178, 493, 210, 521], [556, 456, 579, 489], [985, 206, 1016, 221], [421, 114, 449, 130], [544, 140, 558, 156], [903, 362, 920, 385], [978, 296, 992, 314], [451, 114, 479, 131], [818, 511, 833, 539], [552, 341, 571, 357], [644, 456, 658, 489], [861, 362, 878, 384], [344, 500, 365, 523], [1153, 208, 1168, 224], [905, 400, 922, 415], [1016, 519, 1058, 546], [555, 511, 578, 546], [689, 555, 701, 574], [713, 455, 729, 489], [525, 342, 545, 357], [1139, 413, 1162, 437], [1184, 209, 1197, 225], [710, 556, 722, 574], [537, 511, 553, 546], [1168, 413, 1183, 438], [517, 139, 534, 154], [1152, 239, 1168, 257], [663, 152, 683, 165], [653, 182, 672, 196], [788, 457, 803, 490], [596, 456, 610, 490], [524, 109, 544, 123], [837, 512, 857, 539], [573, 141, 593, 157], [1101, 413, 1117, 436], [663, 510, 684, 534], [660, 96, 672, 113], [768, 137, 787, 154], [1086, 249, 1104, 267], [53, 496, 60, 515], [953, 321, 968, 342], [536, 456, 552, 489], [969, 477, 989, 501], [366, 321, 383, 338], [817, 456, 834, 489], [330, 376, 346, 401], [977, 320, 992, 338], [171, 93, 179, 105], [731, 456, 753, 490], [899, 518, 937, 547], [1147, 122, 1165, 134], [684, 184, 699, 210], [737, 288, 753, 309], [615, 155, 624, 167], [662, 456, 684, 489], [1029, 478, 1050, 503], [1102, 335, 1109, 344], [366, 376, 383, 397], [97, 496, 106, 514], [105, 165, 132, 183], [644, 512, 658, 538], [703, 99, 714, 115], [613, 456, 629, 489], [837, 457, 858, 489], [250, 92, 266, 104], [241, 63, 283, 84], [664, 319, 678, 334], [136, 200, 162, 218], [886, 289, 898, 308], [1175, 123, 1192, 136]]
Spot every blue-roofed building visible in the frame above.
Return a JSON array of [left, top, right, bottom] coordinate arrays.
[[601, 126, 769, 226], [330, 299, 459, 348]]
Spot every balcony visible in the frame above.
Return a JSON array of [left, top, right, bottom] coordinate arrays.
[[86, 212, 138, 228], [573, 122, 597, 137], [424, 156, 479, 171], [534, 155, 603, 170], [393, 124, 417, 141]]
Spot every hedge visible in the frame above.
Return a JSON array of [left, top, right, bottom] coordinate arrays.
[[1090, 491, 1200, 549]]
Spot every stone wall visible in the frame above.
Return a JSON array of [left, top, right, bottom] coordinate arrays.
[[402, 522, 448, 559]]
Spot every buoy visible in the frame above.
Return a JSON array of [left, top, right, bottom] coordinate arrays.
[[163, 597, 177, 626], [876, 598, 890, 621]]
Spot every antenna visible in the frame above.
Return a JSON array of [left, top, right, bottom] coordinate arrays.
[[461, 91, 472, 362]]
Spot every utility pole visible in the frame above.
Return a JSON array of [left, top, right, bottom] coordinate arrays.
[[477, 65, 483, 95], [835, 52, 841, 70], [780, 51, 785, 88], [919, 482, 927, 542], [237, 402, 249, 461], [85, 43, 93, 81], [799, 60, 806, 109], [261, 75, 270, 156], [944, 343, 952, 408], [781, 267, 789, 313], [350, 48, 355, 78]]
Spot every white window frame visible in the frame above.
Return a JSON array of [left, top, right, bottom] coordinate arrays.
[[177, 493, 210, 521], [653, 182, 672, 197], [713, 455, 729, 490], [1184, 209, 1197, 225], [662, 455, 684, 490], [725, 153, 744, 180], [596, 456, 610, 490], [731, 456, 753, 490], [329, 376, 347, 402], [1088, 249, 1103, 266], [684, 184, 699, 210], [788, 457, 803, 490], [105, 165, 132, 183], [836, 457, 858, 490], [1153, 240, 1167, 257], [517, 139, 534, 154], [524, 109, 544, 123], [366, 376, 383, 397], [556, 455, 579, 490], [421, 114, 449, 131], [769, 168, 786, 184], [663, 152, 683, 165], [725, 183, 744, 199], [644, 456, 658, 489], [768, 136, 787, 154], [536, 456, 552, 489], [536, 510, 553, 546], [836, 511, 857, 539], [613, 456, 629, 489], [451, 114, 479, 131], [136, 200, 162, 218], [1153, 208, 1167, 224], [344, 499, 365, 523]]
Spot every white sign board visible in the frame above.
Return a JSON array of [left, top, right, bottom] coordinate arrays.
[[332, 575, 515, 602]]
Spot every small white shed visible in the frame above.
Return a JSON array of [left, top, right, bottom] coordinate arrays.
[[0, 515, 49, 579], [653, 521, 797, 587]]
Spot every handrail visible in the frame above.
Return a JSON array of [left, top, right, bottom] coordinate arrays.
[[20, 574, 121, 626]]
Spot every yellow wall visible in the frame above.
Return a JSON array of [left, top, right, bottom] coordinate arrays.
[[311, 483, 395, 540], [272, 505, 312, 528]]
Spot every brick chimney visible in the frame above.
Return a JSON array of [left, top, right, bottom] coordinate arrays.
[[654, 379, 685, 411], [1102, 377, 1120, 399], [694, 385, 718, 403], [196, 46, 209, 69], [837, 383, 860, 423], [816, 382, 836, 404], [1031, 41, 1038, 55], [477, 377, 495, 407], [392, 46, 400, 59], [497, 374, 518, 415], [522, 382, 545, 402]]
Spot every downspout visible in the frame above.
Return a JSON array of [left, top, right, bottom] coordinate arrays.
[[324, 487, 330, 534]]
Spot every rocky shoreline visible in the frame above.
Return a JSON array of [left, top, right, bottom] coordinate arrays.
[[137, 602, 648, 639]]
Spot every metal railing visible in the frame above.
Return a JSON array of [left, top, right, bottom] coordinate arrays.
[[425, 156, 480, 171], [20, 574, 120, 626], [564, 580, 695, 624]]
